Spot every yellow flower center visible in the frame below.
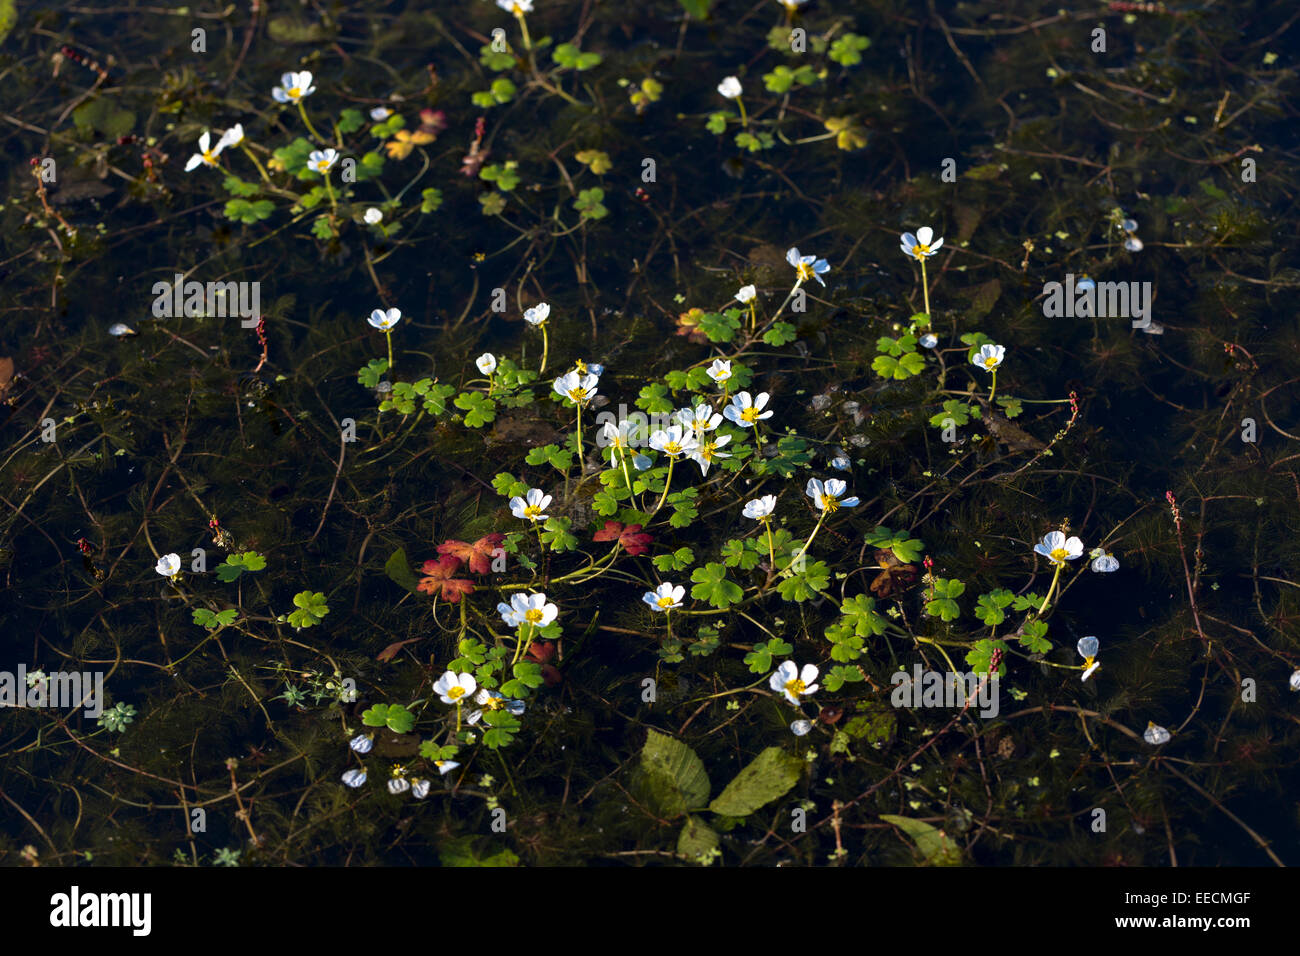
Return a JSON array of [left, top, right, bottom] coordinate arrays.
[[568, 387, 588, 402], [524, 608, 544, 624], [740, 407, 760, 424], [203, 149, 217, 165], [575, 360, 588, 373], [523, 505, 542, 519], [1049, 547, 1069, 564], [796, 262, 814, 280], [288, 86, 301, 99], [700, 441, 718, 460], [714, 369, 731, 382], [912, 243, 931, 259], [656, 596, 674, 608], [664, 441, 683, 455], [483, 696, 504, 711], [447, 686, 466, 701], [784, 678, 806, 697], [984, 357, 998, 368]]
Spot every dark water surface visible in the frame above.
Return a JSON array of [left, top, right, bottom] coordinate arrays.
[[2, 0, 1299, 867]]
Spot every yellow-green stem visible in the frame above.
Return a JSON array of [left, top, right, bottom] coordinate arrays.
[[385, 330, 394, 371], [988, 369, 998, 405], [539, 324, 549, 374], [652, 455, 677, 514], [785, 511, 826, 576], [297, 100, 323, 142], [240, 144, 270, 183], [1037, 563, 1064, 615], [920, 256, 931, 317]]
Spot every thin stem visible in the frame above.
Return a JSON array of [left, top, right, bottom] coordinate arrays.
[[1037, 564, 1064, 616], [540, 324, 549, 374], [735, 96, 748, 128], [920, 256, 931, 317], [784, 511, 826, 576], [988, 369, 998, 405], [296, 100, 323, 142], [386, 330, 394, 372], [652, 456, 677, 515], [239, 144, 270, 183]]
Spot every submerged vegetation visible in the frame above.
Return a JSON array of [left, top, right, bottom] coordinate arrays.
[[2, 0, 1300, 867]]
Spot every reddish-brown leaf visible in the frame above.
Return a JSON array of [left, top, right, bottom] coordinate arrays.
[[417, 555, 476, 602], [437, 533, 505, 575], [592, 521, 653, 557], [376, 637, 422, 663]]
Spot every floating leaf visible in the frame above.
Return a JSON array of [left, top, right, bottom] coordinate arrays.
[[677, 815, 720, 861], [708, 747, 802, 817], [880, 815, 963, 866], [639, 729, 710, 817]]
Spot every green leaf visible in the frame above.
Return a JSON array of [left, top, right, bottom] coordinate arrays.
[[639, 729, 711, 817], [762, 322, 797, 347], [438, 836, 519, 867], [540, 517, 578, 553], [677, 815, 720, 862], [974, 589, 1015, 626], [690, 562, 743, 609], [776, 560, 830, 602], [357, 358, 389, 388], [361, 703, 415, 734], [653, 547, 695, 572], [454, 391, 496, 427], [872, 352, 926, 380], [384, 549, 421, 594], [708, 747, 802, 817], [420, 187, 443, 213], [925, 578, 965, 622], [215, 551, 266, 582], [864, 527, 924, 563], [706, 111, 728, 135], [574, 187, 608, 220], [829, 33, 871, 67], [744, 638, 793, 674], [840, 593, 887, 637], [880, 815, 964, 866], [287, 590, 329, 629], [336, 108, 364, 134], [678, 0, 712, 18]]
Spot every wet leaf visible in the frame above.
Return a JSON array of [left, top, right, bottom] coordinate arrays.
[[708, 747, 802, 817]]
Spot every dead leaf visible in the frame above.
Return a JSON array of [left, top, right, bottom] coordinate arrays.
[[376, 637, 422, 663]]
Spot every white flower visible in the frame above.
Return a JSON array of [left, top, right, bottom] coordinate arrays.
[[791, 719, 813, 736], [600, 418, 637, 450], [900, 226, 944, 260], [648, 424, 697, 458], [368, 307, 401, 331], [1143, 722, 1171, 746], [476, 353, 498, 375], [718, 76, 742, 99], [363, 207, 383, 225], [1089, 547, 1119, 573], [411, 778, 432, 799], [805, 477, 859, 512], [743, 495, 776, 520], [433, 670, 477, 705], [183, 130, 226, 172], [497, 592, 558, 630], [724, 391, 773, 428], [272, 70, 316, 103], [1034, 530, 1084, 566], [307, 148, 338, 175], [1077, 636, 1100, 682], [216, 123, 245, 151], [689, 434, 731, 476], [467, 688, 526, 726], [676, 404, 721, 438], [1124, 236, 1144, 253], [919, 333, 938, 349], [706, 359, 733, 386], [387, 777, 411, 795], [498, 0, 534, 14], [155, 553, 181, 577], [972, 343, 1005, 372], [786, 247, 830, 286], [1290, 670, 1300, 692], [341, 768, 367, 788], [509, 487, 551, 522], [553, 370, 599, 405], [770, 661, 819, 706], [349, 733, 374, 754], [369, 106, 392, 121], [523, 302, 550, 326], [736, 284, 757, 303], [434, 759, 460, 775], [644, 582, 685, 612]]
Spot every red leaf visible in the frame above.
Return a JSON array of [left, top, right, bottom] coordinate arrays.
[[417, 555, 476, 603], [592, 521, 653, 556], [376, 637, 422, 663], [618, 523, 653, 557], [437, 533, 505, 575], [526, 640, 556, 664]]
